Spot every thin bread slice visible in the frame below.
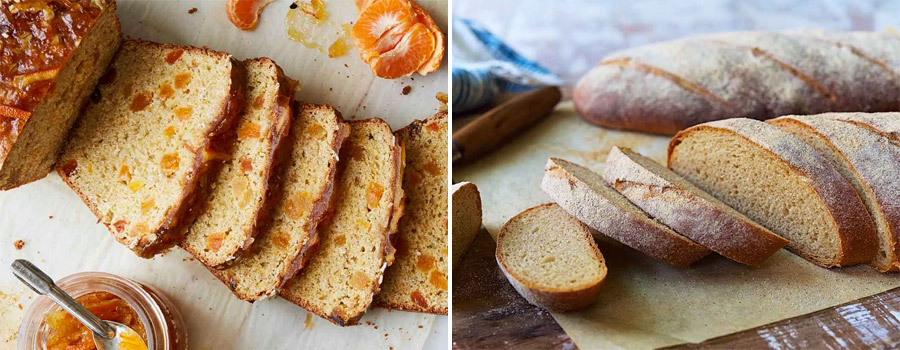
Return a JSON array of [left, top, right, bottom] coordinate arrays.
[[769, 115, 900, 272], [57, 40, 245, 258], [0, 0, 122, 190], [210, 102, 349, 301], [450, 182, 482, 270], [282, 118, 403, 326], [541, 157, 710, 267], [817, 112, 900, 142], [496, 203, 607, 312], [181, 58, 298, 268], [603, 146, 788, 267], [376, 112, 449, 314], [668, 118, 878, 267]]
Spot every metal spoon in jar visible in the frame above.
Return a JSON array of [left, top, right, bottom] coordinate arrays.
[[11, 259, 147, 350]]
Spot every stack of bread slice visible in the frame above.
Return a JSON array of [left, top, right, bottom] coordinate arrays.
[[38, 17, 446, 323]]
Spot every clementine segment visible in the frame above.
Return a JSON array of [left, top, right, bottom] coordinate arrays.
[[352, 0, 444, 79], [226, 0, 275, 31]]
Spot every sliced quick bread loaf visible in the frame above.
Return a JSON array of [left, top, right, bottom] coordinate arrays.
[[497, 203, 607, 312], [181, 58, 298, 268], [376, 112, 448, 315], [211, 102, 348, 301], [0, 0, 121, 190], [282, 118, 403, 326], [541, 157, 710, 267], [769, 115, 900, 272], [603, 146, 788, 267], [57, 40, 245, 258], [451, 182, 481, 270], [668, 118, 878, 267]]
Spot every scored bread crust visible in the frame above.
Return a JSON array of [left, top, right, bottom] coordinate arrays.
[[603, 146, 788, 267], [769, 115, 900, 272], [496, 203, 607, 312], [182, 57, 298, 268], [57, 40, 246, 258], [211, 102, 350, 301], [541, 157, 710, 267], [668, 118, 878, 267]]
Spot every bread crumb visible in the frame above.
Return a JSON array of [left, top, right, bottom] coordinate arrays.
[[401, 85, 411, 95], [304, 313, 314, 329], [13, 240, 24, 250], [418, 325, 423, 329], [48, 215, 53, 219], [188, 7, 197, 14]]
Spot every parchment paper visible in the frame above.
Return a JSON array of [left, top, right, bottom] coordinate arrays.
[[453, 102, 900, 350], [0, 1, 448, 349]]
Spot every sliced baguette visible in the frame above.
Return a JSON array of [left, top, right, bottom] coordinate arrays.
[[668, 118, 878, 267], [181, 58, 297, 268], [451, 182, 482, 270], [282, 118, 404, 326], [603, 146, 788, 267], [210, 102, 349, 301], [497, 203, 607, 311], [769, 116, 900, 272], [541, 157, 710, 267], [376, 112, 448, 314], [816, 112, 900, 143], [57, 40, 245, 258]]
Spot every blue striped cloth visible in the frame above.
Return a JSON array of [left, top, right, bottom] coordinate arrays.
[[452, 19, 563, 114]]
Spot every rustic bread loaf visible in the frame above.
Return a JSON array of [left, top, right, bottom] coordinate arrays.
[[0, 0, 122, 189], [450, 182, 481, 270], [497, 203, 607, 311], [668, 118, 878, 267], [282, 118, 403, 326], [769, 115, 900, 272], [541, 157, 710, 267], [58, 40, 245, 258], [181, 58, 298, 268], [376, 112, 448, 314], [210, 102, 348, 301], [574, 30, 900, 135], [603, 146, 788, 267]]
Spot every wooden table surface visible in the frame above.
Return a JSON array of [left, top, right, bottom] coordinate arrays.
[[453, 229, 900, 350]]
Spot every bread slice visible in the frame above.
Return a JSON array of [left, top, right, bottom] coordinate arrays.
[[0, 0, 122, 189], [603, 146, 788, 267], [817, 112, 900, 143], [57, 40, 245, 258], [376, 112, 448, 314], [181, 58, 298, 268], [282, 118, 403, 326], [210, 103, 349, 301], [668, 118, 878, 267], [541, 157, 710, 267], [496, 203, 607, 311], [769, 115, 900, 272], [450, 182, 482, 270]]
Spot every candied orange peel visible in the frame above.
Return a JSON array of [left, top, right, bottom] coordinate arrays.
[[351, 0, 444, 79]]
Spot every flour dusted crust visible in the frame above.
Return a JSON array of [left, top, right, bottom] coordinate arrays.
[[574, 31, 900, 135], [603, 146, 788, 267], [541, 158, 710, 267], [668, 118, 878, 266], [57, 40, 246, 258], [770, 115, 900, 272]]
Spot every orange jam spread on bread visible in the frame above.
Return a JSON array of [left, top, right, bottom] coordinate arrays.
[[42, 291, 147, 350], [0, 0, 105, 152]]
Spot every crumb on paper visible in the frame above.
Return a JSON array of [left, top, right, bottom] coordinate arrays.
[[436, 92, 448, 112], [14, 240, 24, 250], [418, 325, 423, 328], [188, 7, 197, 14], [304, 313, 315, 329], [48, 215, 53, 219], [401, 85, 411, 95]]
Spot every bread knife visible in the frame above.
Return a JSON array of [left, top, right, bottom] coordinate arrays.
[[452, 85, 562, 164]]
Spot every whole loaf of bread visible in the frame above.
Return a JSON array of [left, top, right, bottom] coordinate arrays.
[[573, 30, 900, 135]]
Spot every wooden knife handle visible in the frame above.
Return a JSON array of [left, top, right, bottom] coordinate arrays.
[[453, 86, 561, 163]]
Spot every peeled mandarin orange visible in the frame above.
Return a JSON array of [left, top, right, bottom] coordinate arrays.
[[351, 0, 444, 79], [226, 0, 275, 31]]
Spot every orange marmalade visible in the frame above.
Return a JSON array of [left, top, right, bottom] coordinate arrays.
[[0, 0, 105, 149], [42, 291, 147, 350]]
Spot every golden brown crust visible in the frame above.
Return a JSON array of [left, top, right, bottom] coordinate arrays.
[[496, 203, 607, 311], [668, 121, 878, 266]]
